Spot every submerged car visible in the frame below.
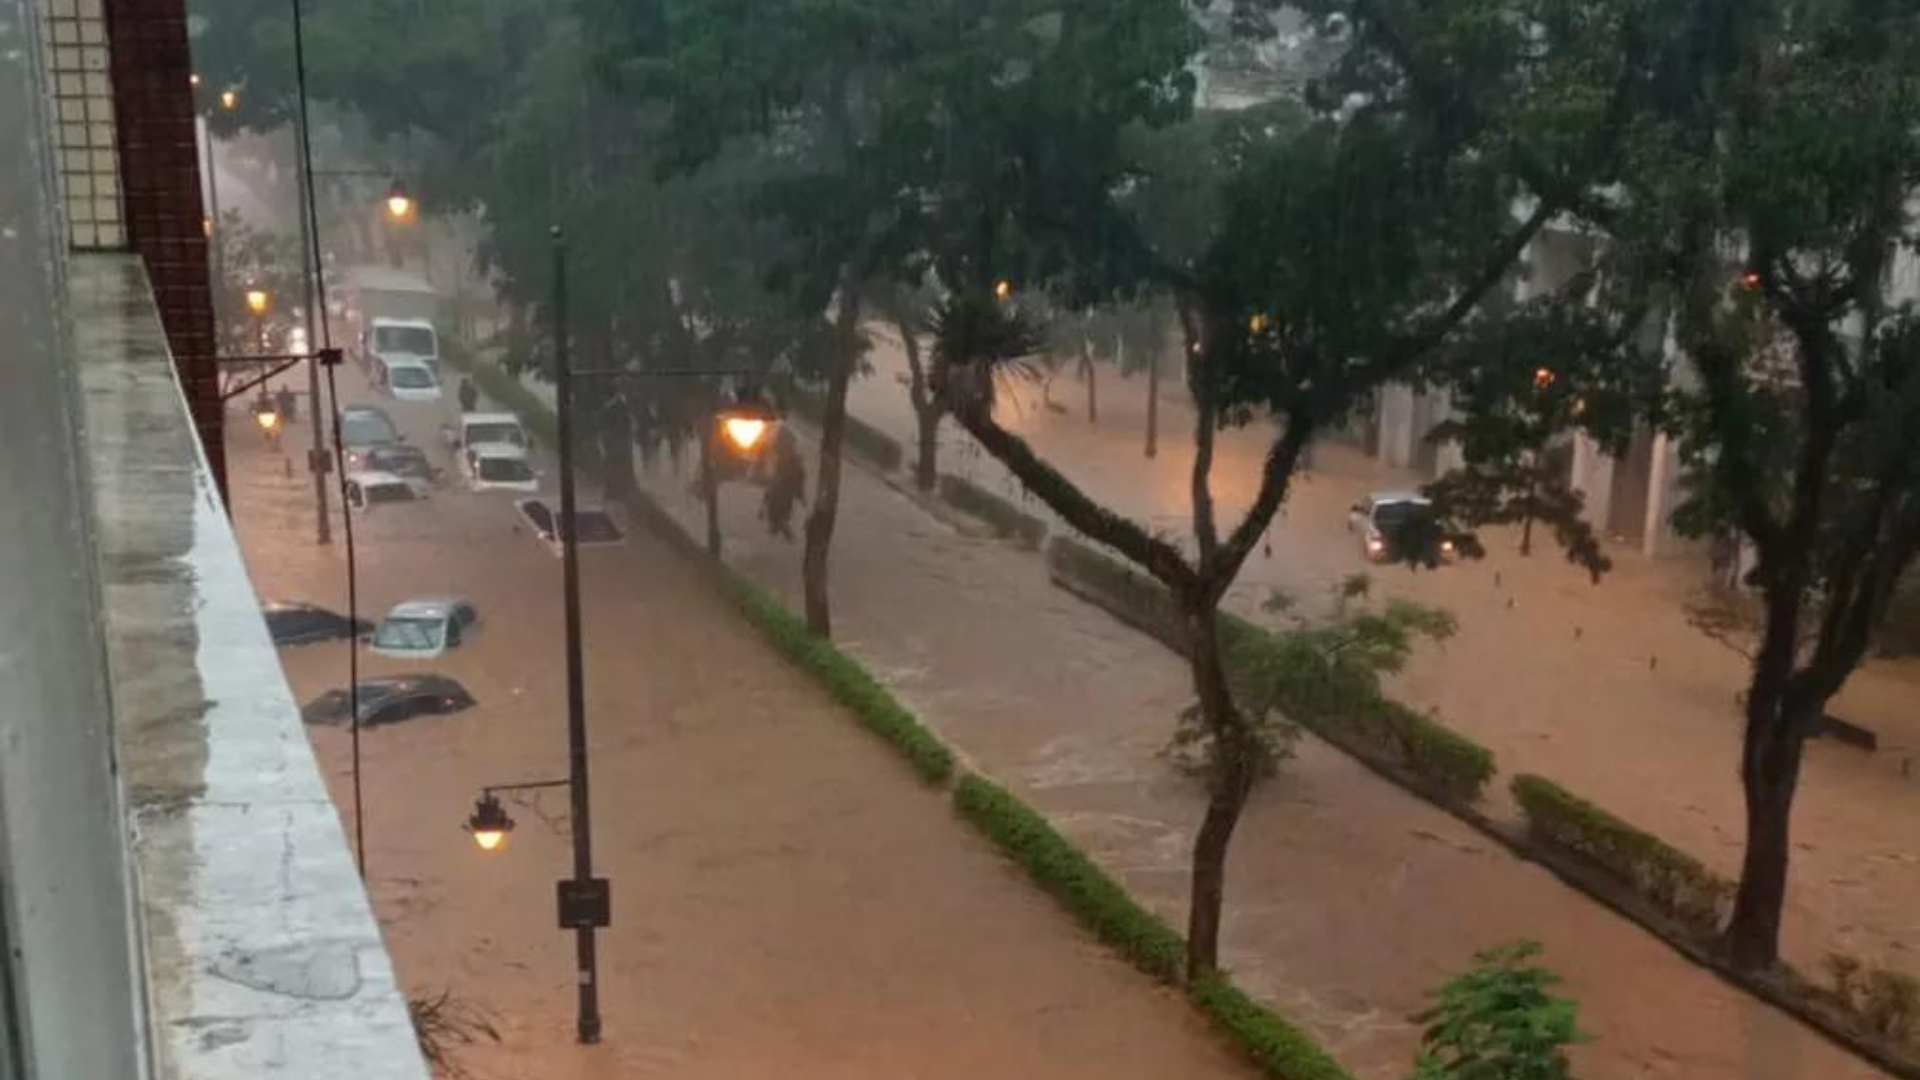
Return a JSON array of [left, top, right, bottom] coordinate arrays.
[[362, 443, 440, 486], [340, 405, 402, 471], [514, 498, 624, 556], [262, 601, 371, 646], [300, 674, 476, 727], [466, 444, 540, 493], [344, 470, 422, 512], [381, 355, 443, 402], [370, 597, 480, 659], [1348, 492, 1457, 564]]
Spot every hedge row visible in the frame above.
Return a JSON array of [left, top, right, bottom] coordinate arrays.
[[954, 774, 1186, 983], [939, 474, 1049, 548], [723, 574, 958, 785], [956, 775, 1359, 1080], [1190, 975, 1359, 1080], [785, 387, 907, 473], [1046, 537, 1495, 804], [1511, 773, 1733, 933]]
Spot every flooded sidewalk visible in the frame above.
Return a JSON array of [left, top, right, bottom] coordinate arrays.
[[634, 431, 1891, 1080]]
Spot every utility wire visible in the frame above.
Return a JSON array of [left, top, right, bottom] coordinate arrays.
[[289, 0, 367, 880]]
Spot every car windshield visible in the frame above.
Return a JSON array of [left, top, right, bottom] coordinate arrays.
[[389, 365, 436, 389], [1373, 500, 1430, 528], [365, 482, 416, 505], [374, 617, 444, 650], [342, 412, 398, 446], [478, 456, 533, 482], [372, 450, 427, 474], [374, 325, 437, 355], [467, 422, 525, 447]]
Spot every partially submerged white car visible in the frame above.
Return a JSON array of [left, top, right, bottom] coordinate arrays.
[[466, 443, 540, 493], [369, 597, 479, 659], [381, 355, 443, 402], [344, 470, 423, 512]]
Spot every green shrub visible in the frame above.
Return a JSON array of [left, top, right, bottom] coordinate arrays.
[[939, 474, 1048, 548], [1046, 536, 1188, 648], [1047, 539, 1496, 804], [1861, 967, 1920, 1039], [721, 574, 955, 785], [1827, 953, 1865, 1006], [1409, 941, 1582, 1080], [1510, 774, 1732, 933], [1190, 974, 1359, 1080], [953, 774, 1185, 983], [785, 387, 905, 472]]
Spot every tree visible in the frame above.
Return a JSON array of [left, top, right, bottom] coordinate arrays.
[[935, 0, 1645, 978], [1475, 0, 1920, 970], [1409, 942, 1584, 1080]]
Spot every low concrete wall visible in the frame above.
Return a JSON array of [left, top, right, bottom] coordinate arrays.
[[71, 255, 429, 1080]]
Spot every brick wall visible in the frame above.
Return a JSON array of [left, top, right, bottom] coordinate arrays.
[[105, 0, 224, 492]]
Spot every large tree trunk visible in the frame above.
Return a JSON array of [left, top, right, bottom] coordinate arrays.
[[803, 283, 862, 636], [1725, 692, 1812, 969], [1184, 595, 1254, 980]]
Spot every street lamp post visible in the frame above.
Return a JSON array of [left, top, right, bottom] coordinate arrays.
[[550, 225, 603, 1046]]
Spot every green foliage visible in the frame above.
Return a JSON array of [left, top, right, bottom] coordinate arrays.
[[1510, 775, 1732, 934], [937, 475, 1049, 549], [1860, 968, 1920, 1041], [1047, 537, 1494, 803], [1826, 953, 1865, 1003], [1408, 942, 1583, 1080], [1190, 974, 1359, 1080], [783, 387, 905, 473], [952, 774, 1185, 984], [723, 575, 955, 785]]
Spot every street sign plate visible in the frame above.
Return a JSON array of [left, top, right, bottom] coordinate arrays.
[[556, 878, 611, 929]]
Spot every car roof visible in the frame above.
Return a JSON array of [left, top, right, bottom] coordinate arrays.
[[462, 412, 520, 425], [264, 600, 326, 614], [370, 316, 435, 329], [471, 443, 528, 459], [384, 354, 434, 368], [360, 673, 468, 695], [341, 404, 393, 418], [1369, 491, 1431, 505], [347, 470, 409, 486], [367, 443, 426, 458], [385, 596, 469, 619]]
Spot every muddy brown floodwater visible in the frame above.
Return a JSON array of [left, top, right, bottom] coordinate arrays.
[[635, 394, 1894, 1080], [227, 371, 1264, 1080]]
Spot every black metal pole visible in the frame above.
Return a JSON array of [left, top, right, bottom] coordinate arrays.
[[551, 226, 602, 1045]]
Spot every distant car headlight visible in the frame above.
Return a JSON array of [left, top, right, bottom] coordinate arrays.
[[1440, 539, 1456, 554], [1366, 537, 1385, 554]]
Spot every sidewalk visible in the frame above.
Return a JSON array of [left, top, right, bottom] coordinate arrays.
[[226, 368, 1265, 1079], [634, 428, 1888, 1080], [845, 328, 1920, 975]]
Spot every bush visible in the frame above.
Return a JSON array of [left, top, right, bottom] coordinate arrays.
[[1047, 536, 1188, 647], [939, 474, 1048, 548], [953, 774, 1186, 984], [1048, 539, 1496, 804], [723, 574, 956, 785], [1861, 967, 1920, 1039], [1190, 974, 1359, 1080], [1510, 774, 1732, 933], [785, 387, 905, 472], [1409, 942, 1582, 1080]]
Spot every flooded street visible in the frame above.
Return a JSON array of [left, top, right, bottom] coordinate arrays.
[[632, 386, 1892, 1080], [227, 369, 1263, 1079]]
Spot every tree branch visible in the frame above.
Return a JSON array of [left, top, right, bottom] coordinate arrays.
[[1180, 295, 1222, 558], [945, 402, 1199, 592], [1203, 413, 1312, 601]]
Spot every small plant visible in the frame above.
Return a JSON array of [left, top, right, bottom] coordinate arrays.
[[1333, 573, 1373, 616], [1861, 967, 1920, 1040], [1825, 952, 1864, 1006], [1409, 942, 1584, 1080], [409, 990, 500, 1080]]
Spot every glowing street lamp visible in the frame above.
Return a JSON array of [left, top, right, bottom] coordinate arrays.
[[254, 405, 281, 435], [190, 72, 202, 88], [244, 286, 271, 318], [219, 86, 239, 111], [716, 394, 779, 457], [465, 792, 515, 853], [993, 279, 1013, 302], [1533, 365, 1556, 390], [385, 180, 415, 222]]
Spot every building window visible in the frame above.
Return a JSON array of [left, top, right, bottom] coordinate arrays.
[[41, 0, 124, 249]]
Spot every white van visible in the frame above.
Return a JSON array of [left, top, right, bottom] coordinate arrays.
[[366, 316, 440, 377]]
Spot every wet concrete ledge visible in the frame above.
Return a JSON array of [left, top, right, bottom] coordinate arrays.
[[69, 254, 428, 1080]]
